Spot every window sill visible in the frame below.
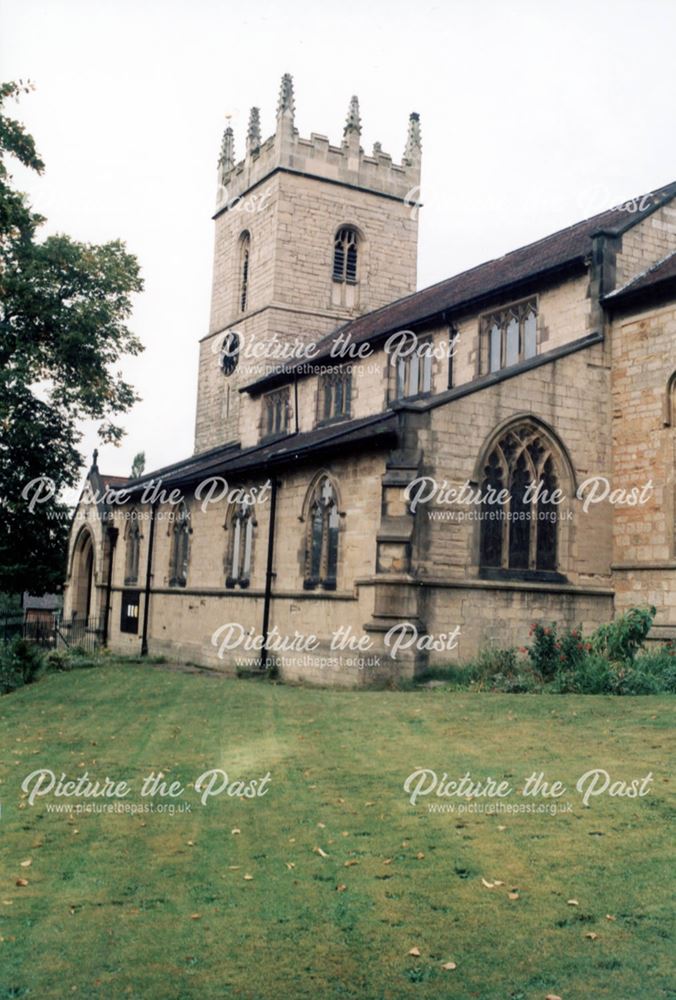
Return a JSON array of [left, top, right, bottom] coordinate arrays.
[[479, 567, 566, 584]]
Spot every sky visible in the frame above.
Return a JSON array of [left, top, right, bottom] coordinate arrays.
[[2, 0, 676, 500]]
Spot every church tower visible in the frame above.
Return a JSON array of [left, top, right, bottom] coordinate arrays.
[[194, 74, 422, 453]]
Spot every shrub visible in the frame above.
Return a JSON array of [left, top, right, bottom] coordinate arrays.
[[0, 638, 45, 694], [470, 646, 521, 685], [591, 605, 656, 664], [526, 622, 589, 680]]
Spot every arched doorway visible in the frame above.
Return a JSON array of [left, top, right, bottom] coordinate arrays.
[[72, 529, 95, 621]]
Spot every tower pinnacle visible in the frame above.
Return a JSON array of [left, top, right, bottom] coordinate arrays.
[[247, 107, 261, 153], [403, 112, 422, 164]]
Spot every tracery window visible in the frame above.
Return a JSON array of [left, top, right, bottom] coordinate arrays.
[[169, 500, 190, 588], [262, 387, 290, 437], [303, 477, 340, 590], [124, 508, 142, 585], [479, 424, 559, 575], [319, 369, 351, 422], [225, 502, 255, 589], [332, 227, 359, 283], [484, 298, 538, 373]]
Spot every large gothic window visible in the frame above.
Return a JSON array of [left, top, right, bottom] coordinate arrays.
[[303, 477, 340, 590], [479, 425, 560, 576], [124, 508, 142, 585], [332, 227, 359, 283], [226, 502, 255, 588], [169, 501, 190, 588]]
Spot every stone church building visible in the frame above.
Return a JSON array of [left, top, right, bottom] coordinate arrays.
[[63, 75, 676, 683]]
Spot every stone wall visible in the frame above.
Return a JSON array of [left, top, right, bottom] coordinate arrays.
[[610, 300, 676, 628]]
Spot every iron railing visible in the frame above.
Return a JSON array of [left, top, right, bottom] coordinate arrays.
[[0, 615, 104, 653]]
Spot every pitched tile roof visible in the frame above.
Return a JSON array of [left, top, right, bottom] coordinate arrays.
[[604, 250, 676, 303], [243, 180, 676, 393], [112, 412, 398, 498]]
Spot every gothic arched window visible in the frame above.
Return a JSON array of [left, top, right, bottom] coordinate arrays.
[[303, 477, 341, 590], [124, 508, 142, 585], [479, 424, 560, 576], [226, 502, 256, 588], [239, 231, 251, 312], [332, 227, 359, 283], [169, 500, 190, 588]]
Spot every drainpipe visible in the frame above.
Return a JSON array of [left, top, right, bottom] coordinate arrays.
[[261, 478, 279, 670], [141, 502, 157, 656], [102, 525, 119, 646]]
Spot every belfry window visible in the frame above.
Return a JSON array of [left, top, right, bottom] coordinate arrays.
[[239, 232, 251, 312], [303, 477, 340, 590], [333, 227, 359, 283], [479, 424, 559, 576], [262, 387, 290, 437], [484, 298, 537, 373], [319, 369, 351, 422], [124, 509, 141, 585], [169, 500, 190, 587], [226, 502, 255, 589]]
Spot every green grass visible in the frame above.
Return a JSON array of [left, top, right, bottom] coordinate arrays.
[[0, 664, 674, 999]]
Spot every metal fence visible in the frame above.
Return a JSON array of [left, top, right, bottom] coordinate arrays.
[[0, 615, 104, 653]]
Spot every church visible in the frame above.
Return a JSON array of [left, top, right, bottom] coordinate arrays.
[[63, 75, 676, 683]]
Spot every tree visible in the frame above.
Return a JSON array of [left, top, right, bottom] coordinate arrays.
[[0, 81, 144, 595], [130, 451, 145, 479]]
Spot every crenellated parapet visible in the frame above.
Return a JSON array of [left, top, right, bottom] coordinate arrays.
[[215, 74, 422, 213]]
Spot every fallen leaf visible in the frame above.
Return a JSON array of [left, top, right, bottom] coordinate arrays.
[[416, 852, 425, 860], [508, 892, 519, 900], [442, 961, 457, 971], [243, 874, 253, 881], [285, 862, 295, 870], [344, 860, 359, 867], [231, 828, 240, 835], [190, 913, 201, 920], [15, 879, 28, 887], [365, 801, 375, 807], [187, 841, 195, 847], [336, 884, 347, 892], [493, 880, 504, 886], [585, 932, 599, 941], [545, 994, 562, 1000], [313, 846, 328, 858], [606, 914, 616, 921], [497, 825, 507, 831], [317, 822, 325, 829], [383, 858, 392, 865], [20, 860, 31, 869], [481, 878, 495, 888], [227, 865, 240, 870], [408, 947, 421, 957], [567, 899, 579, 906]]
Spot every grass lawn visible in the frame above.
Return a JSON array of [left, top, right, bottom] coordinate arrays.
[[0, 663, 674, 999]]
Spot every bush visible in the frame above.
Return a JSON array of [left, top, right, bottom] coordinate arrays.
[[591, 605, 656, 663], [0, 638, 45, 694], [526, 622, 589, 680]]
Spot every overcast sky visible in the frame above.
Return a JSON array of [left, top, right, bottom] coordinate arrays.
[[2, 0, 675, 498]]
